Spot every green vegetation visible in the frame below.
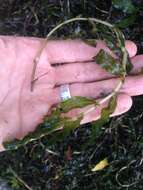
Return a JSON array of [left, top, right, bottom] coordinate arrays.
[[0, 0, 143, 189]]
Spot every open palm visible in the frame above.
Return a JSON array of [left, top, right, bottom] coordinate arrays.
[[0, 36, 142, 150]]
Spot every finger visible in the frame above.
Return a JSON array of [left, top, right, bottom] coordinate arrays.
[[52, 73, 143, 104], [0, 143, 4, 152], [53, 41, 138, 85], [61, 93, 132, 125], [47, 39, 137, 64], [37, 53, 143, 86], [125, 40, 137, 57], [81, 94, 132, 124], [47, 40, 113, 64], [54, 62, 113, 85], [52, 79, 118, 104], [130, 55, 143, 74], [120, 75, 143, 96]]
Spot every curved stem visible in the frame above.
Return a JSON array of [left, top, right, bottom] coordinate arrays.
[[47, 17, 113, 38], [32, 17, 128, 123], [82, 80, 123, 117]]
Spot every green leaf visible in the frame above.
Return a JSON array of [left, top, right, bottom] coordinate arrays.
[[113, 28, 133, 74], [93, 49, 124, 75], [40, 116, 83, 146], [112, 0, 137, 14], [126, 56, 133, 74], [62, 115, 83, 136], [3, 122, 61, 151], [91, 95, 117, 141], [3, 109, 62, 150], [4, 96, 91, 151], [58, 96, 97, 113], [3, 107, 83, 150], [83, 39, 97, 47]]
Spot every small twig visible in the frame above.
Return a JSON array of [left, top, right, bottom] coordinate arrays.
[[95, 5, 109, 14], [30, 6, 39, 25], [10, 167, 33, 190], [115, 160, 139, 188], [45, 148, 60, 156], [106, 6, 113, 21], [23, 0, 39, 33], [89, 141, 105, 162]]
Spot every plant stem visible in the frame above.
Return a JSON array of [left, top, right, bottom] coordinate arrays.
[[71, 79, 123, 122], [30, 39, 48, 91], [31, 16, 128, 124], [47, 17, 113, 38], [30, 17, 114, 91], [26, 17, 129, 148]]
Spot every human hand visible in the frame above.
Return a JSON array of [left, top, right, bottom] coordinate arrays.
[[0, 36, 142, 150]]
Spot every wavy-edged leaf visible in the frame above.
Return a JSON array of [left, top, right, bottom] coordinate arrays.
[[91, 95, 117, 141], [93, 49, 124, 75], [3, 109, 83, 151], [126, 56, 133, 74], [3, 122, 62, 151], [45, 115, 83, 147], [58, 96, 97, 113], [3, 109, 62, 150], [83, 39, 97, 47], [62, 115, 83, 135], [113, 27, 133, 74], [3, 96, 90, 151]]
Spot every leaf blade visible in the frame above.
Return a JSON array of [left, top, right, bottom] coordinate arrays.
[[59, 96, 97, 113], [91, 158, 109, 172], [93, 49, 124, 75]]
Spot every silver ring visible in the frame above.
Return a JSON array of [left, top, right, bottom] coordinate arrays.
[[60, 84, 71, 101]]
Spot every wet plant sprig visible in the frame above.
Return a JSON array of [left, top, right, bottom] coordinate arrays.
[[4, 17, 131, 150]]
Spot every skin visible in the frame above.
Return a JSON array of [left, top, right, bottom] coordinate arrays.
[[0, 36, 142, 151]]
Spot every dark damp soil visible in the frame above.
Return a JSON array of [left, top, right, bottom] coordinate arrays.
[[0, 1, 143, 190]]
